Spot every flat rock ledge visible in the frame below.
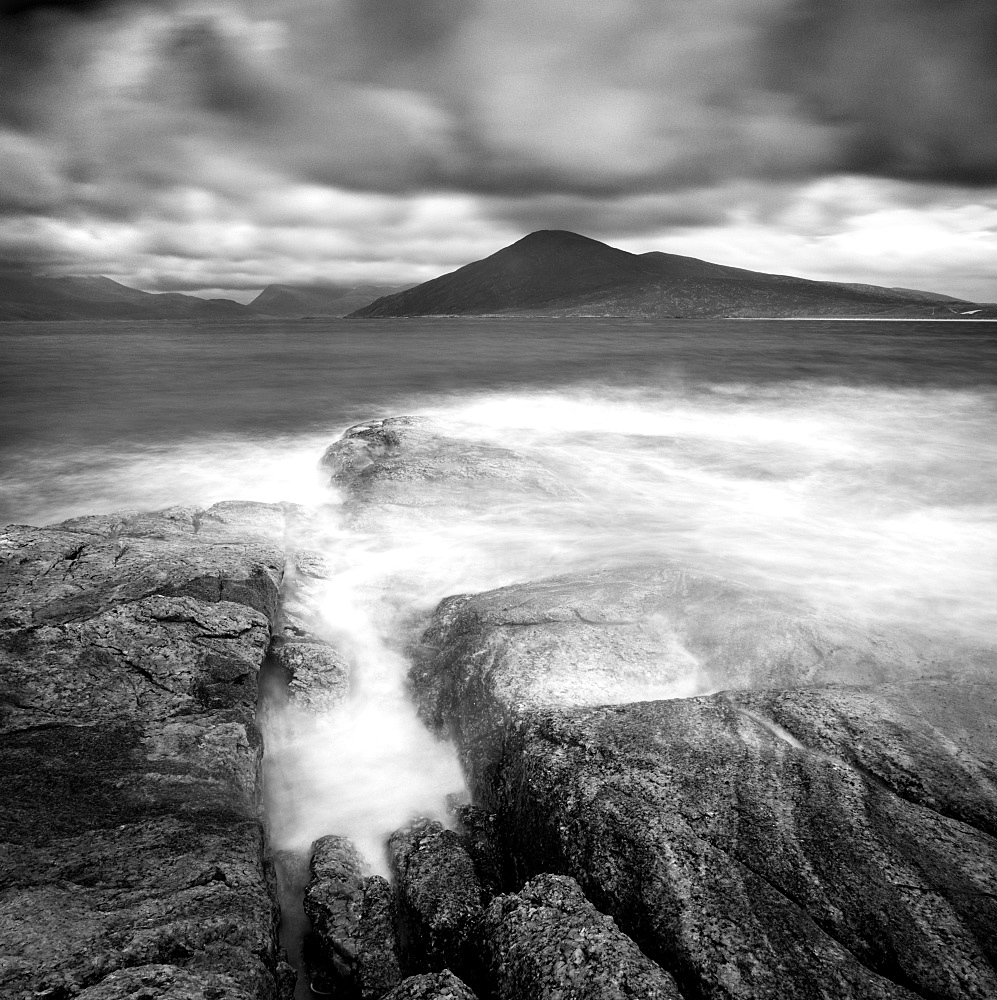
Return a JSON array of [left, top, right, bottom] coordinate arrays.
[[0, 501, 347, 1000]]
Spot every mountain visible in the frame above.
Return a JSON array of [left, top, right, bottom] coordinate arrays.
[[0, 274, 257, 321], [349, 231, 996, 319], [249, 282, 406, 317]]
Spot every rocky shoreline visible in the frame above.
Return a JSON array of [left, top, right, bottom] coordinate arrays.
[[2, 417, 995, 1000]]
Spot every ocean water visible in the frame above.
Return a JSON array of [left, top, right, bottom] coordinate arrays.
[[3, 317, 996, 883]]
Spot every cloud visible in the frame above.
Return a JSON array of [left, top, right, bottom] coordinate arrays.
[[0, 0, 993, 300], [629, 176, 997, 301], [10, 0, 996, 201], [763, 0, 997, 184]]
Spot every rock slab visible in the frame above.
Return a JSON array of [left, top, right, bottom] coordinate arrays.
[[0, 503, 291, 999], [413, 570, 997, 1000], [388, 818, 484, 988]]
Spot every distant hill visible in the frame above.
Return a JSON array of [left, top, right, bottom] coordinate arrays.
[[349, 231, 996, 319], [0, 274, 256, 321], [249, 282, 406, 318]]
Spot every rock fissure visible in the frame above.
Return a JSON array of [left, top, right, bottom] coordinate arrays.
[[96, 645, 180, 696]]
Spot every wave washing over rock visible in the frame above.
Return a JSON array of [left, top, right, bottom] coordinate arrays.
[[2, 416, 996, 1000]]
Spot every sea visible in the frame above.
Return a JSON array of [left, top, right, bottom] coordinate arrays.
[[3, 316, 996, 893]]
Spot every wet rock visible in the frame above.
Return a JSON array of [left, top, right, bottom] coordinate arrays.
[[270, 638, 350, 712], [0, 593, 270, 731], [411, 569, 997, 1000], [380, 971, 478, 1000], [413, 566, 994, 793], [360, 877, 405, 998], [270, 851, 313, 997], [489, 695, 997, 999], [303, 835, 402, 998], [484, 873, 682, 999], [0, 719, 282, 999], [0, 501, 285, 629], [388, 818, 484, 985], [321, 417, 575, 528], [738, 680, 997, 838], [73, 963, 256, 999], [448, 803, 504, 899], [0, 503, 290, 999]]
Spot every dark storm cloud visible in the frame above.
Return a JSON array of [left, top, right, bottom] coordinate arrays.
[[485, 190, 736, 242], [347, 0, 474, 63], [764, 0, 997, 184], [3, 0, 996, 200], [163, 16, 286, 124]]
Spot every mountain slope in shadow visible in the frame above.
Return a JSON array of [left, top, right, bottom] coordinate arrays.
[[0, 274, 256, 321], [349, 231, 995, 319]]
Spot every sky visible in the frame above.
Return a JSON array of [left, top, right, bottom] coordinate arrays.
[[1, 0, 995, 303]]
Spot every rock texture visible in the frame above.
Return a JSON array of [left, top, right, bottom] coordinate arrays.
[[413, 566, 992, 796], [0, 503, 293, 999], [321, 416, 575, 532], [484, 873, 682, 999], [381, 971, 478, 1000], [388, 818, 484, 987], [411, 570, 997, 999], [303, 834, 402, 998], [318, 417, 997, 1000]]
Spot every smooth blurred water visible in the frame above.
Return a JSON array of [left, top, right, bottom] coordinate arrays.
[[3, 317, 996, 882]]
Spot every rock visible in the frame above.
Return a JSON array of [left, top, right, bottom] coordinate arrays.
[[270, 638, 350, 712], [0, 501, 285, 630], [0, 503, 290, 999], [410, 569, 997, 1000], [360, 876, 405, 999], [484, 873, 682, 999], [738, 680, 997, 838], [380, 971, 478, 1000], [303, 835, 401, 998], [321, 417, 575, 528], [387, 818, 484, 986], [413, 566, 995, 793], [448, 803, 504, 899], [0, 593, 270, 731], [73, 963, 257, 999], [488, 694, 997, 999]]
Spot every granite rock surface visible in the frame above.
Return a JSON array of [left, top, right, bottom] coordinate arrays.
[[380, 970, 478, 1000], [303, 834, 402, 998], [0, 502, 298, 999], [484, 873, 682, 999]]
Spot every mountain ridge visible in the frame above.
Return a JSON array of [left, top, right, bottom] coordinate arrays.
[[349, 230, 996, 319], [0, 273, 257, 321]]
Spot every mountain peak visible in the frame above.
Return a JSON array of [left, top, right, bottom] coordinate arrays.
[[348, 231, 988, 319]]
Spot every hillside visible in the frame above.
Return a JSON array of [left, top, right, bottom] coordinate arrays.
[[0, 274, 256, 321], [349, 231, 995, 319]]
